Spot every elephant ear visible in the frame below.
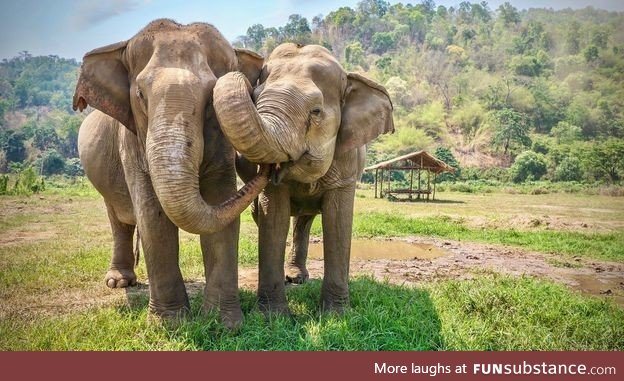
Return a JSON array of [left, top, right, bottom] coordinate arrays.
[[235, 48, 264, 86], [73, 40, 136, 134], [335, 72, 394, 156]]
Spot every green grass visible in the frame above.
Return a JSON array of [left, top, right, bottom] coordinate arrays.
[[308, 213, 624, 262], [1, 275, 621, 350], [1, 179, 623, 351]]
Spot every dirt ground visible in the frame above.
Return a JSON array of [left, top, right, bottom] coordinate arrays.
[[238, 237, 624, 306], [1, 192, 623, 319]]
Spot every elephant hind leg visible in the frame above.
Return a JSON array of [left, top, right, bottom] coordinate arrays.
[[285, 214, 315, 284], [104, 201, 137, 288]]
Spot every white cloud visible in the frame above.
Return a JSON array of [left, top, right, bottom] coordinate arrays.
[[71, 0, 144, 30]]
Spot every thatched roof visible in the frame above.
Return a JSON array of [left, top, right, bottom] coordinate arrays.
[[364, 150, 455, 174]]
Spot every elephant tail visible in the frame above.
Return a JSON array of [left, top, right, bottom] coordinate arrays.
[[134, 228, 141, 267]]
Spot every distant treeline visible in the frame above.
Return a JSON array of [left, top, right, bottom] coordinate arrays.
[[1, 0, 623, 183]]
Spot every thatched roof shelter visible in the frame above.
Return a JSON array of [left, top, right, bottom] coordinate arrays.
[[364, 150, 455, 201]]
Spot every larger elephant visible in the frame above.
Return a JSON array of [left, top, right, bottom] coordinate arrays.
[[214, 43, 394, 314], [74, 19, 269, 328]]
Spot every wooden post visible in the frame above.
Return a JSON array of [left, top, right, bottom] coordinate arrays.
[[374, 168, 378, 198], [409, 167, 414, 200], [380, 168, 384, 199], [418, 156, 423, 200], [433, 173, 437, 200], [426, 169, 431, 201]]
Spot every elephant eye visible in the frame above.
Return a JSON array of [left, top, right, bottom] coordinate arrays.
[[136, 88, 145, 100], [310, 107, 322, 116]]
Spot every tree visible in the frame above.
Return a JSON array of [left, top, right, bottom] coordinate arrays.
[[555, 156, 583, 182], [510, 151, 547, 182], [345, 41, 366, 68], [246, 24, 266, 51], [281, 14, 311, 43], [587, 139, 624, 182], [491, 108, 531, 155], [40, 149, 65, 175], [357, 0, 390, 18], [497, 2, 520, 26], [434, 146, 461, 182], [372, 32, 396, 54], [4, 130, 27, 163]]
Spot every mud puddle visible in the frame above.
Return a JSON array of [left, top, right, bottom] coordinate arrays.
[[568, 274, 624, 305], [307, 239, 451, 260]]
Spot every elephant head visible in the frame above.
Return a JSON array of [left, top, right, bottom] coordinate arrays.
[[73, 19, 268, 234], [213, 43, 394, 184]]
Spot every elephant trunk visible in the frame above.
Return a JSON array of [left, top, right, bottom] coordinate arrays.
[[146, 79, 269, 235], [213, 72, 306, 164]]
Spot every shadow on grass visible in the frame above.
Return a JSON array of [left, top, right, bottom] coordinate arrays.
[[117, 277, 443, 350]]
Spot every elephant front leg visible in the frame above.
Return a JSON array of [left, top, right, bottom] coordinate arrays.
[[320, 184, 356, 313], [285, 215, 315, 284], [104, 201, 137, 288], [257, 184, 291, 316], [200, 221, 242, 330], [199, 176, 243, 328], [134, 182, 189, 320]]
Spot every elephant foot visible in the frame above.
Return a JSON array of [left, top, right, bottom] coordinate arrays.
[[202, 285, 243, 331], [321, 290, 350, 315], [202, 302, 243, 331], [147, 303, 190, 327], [258, 301, 291, 318], [105, 268, 137, 288], [285, 263, 309, 284]]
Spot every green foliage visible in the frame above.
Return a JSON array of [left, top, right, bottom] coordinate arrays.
[[510, 151, 548, 183], [8, 166, 45, 195], [372, 127, 434, 157], [555, 155, 583, 182], [491, 108, 531, 155], [585, 138, 624, 182], [434, 146, 460, 182], [2, 3, 624, 186], [64, 158, 84, 176], [551, 121, 582, 144], [0, 174, 8, 195], [39, 149, 66, 175]]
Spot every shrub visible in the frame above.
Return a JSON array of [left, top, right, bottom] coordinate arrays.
[[510, 151, 548, 183], [40, 149, 65, 175], [64, 158, 84, 176], [554, 156, 583, 182]]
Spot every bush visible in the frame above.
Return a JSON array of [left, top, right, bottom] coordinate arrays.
[[555, 156, 583, 182], [510, 151, 548, 183], [11, 166, 45, 195], [64, 158, 84, 176], [40, 149, 65, 175]]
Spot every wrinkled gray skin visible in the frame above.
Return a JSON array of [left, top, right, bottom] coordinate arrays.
[[74, 19, 268, 328], [214, 43, 394, 314]]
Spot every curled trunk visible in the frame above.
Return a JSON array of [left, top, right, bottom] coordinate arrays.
[[213, 72, 305, 164]]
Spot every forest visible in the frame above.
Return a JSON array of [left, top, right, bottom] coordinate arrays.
[[1, 0, 623, 186]]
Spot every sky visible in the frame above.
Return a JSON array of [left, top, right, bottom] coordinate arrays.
[[0, 0, 623, 61]]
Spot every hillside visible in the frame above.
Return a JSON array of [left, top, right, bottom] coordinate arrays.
[[1, 0, 623, 182]]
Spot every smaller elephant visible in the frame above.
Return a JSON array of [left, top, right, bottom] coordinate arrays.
[[75, 19, 269, 328], [214, 43, 394, 314]]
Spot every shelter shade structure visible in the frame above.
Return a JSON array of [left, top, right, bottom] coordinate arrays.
[[364, 150, 455, 201]]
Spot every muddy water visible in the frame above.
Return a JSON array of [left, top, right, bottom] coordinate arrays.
[[568, 274, 624, 306], [307, 239, 451, 260]]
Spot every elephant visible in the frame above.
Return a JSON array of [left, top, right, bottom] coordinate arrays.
[[74, 19, 270, 328], [213, 43, 394, 314]]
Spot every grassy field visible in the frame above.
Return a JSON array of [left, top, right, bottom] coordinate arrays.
[[0, 179, 623, 350]]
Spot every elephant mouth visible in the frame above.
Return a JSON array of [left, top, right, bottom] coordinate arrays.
[[271, 161, 294, 185]]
